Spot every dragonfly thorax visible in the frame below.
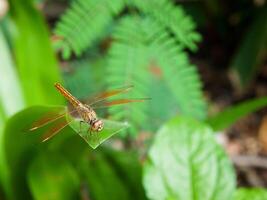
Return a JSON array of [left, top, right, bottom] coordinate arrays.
[[77, 104, 103, 132]]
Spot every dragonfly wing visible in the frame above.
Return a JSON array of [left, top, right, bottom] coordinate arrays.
[[91, 98, 151, 109], [29, 109, 77, 131], [41, 118, 73, 142], [88, 85, 134, 106]]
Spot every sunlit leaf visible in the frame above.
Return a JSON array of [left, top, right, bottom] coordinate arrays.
[[143, 116, 236, 200]]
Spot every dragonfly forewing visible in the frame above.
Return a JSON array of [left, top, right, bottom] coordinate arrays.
[[29, 108, 77, 131], [41, 118, 73, 142], [87, 85, 134, 106], [91, 98, 151, 109]]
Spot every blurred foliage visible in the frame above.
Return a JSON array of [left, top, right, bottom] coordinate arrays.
[[0, 0, 267, 200], [55, 0, 207, 136]]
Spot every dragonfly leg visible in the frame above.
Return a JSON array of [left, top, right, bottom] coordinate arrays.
[[88, 126, 93, 137], [96, 132, 100, 145], [84, 126, 92, 141], [78, 120, 85, 135]]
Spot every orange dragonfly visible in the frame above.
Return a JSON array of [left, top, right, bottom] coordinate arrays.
[[29, 82, 149, 143]]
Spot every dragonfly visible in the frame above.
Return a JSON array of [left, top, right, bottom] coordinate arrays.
[[29, 82, 149, 143]]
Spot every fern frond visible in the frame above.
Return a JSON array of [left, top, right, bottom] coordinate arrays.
[[54, 0, 125, 57], [54, 0, 201, 57], [131, 0, 201, 50], [106, 16, 206, 134]]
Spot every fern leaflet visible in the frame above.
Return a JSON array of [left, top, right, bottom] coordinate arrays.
[[54, 0, 125, 57], [131, 0, 202, 51]]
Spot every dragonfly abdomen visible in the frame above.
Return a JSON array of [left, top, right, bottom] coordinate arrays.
[[55, 83, 80, 106]]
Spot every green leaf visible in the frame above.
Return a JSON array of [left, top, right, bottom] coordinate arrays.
[[230, 7, 267, 86], [206, 96, 267, 131], [143, 116, 235, 200], [234, 188, 267, 200], [67, 115, 129, 149], [8, 0, 63, 106], [27, 152, 80, 200], [0, 105, 74, 199]]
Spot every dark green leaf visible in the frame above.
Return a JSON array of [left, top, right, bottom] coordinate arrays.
[[231, 7, 267, 86], [27, 152, 79, 200], [143, 116, 235, 200], [206, 96, 267, 131], [234, 188, 267, 200]]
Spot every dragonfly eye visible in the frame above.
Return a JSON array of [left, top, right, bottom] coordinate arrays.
[[92, 119, 104, 132], [97, 126, 103, 131], [97, 120, 104, 131]]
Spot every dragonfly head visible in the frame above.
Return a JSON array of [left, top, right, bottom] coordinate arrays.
[[92, 119, 104, 132]]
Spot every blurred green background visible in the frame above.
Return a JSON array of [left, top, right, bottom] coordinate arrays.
[[0, 0, 267, 199]]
